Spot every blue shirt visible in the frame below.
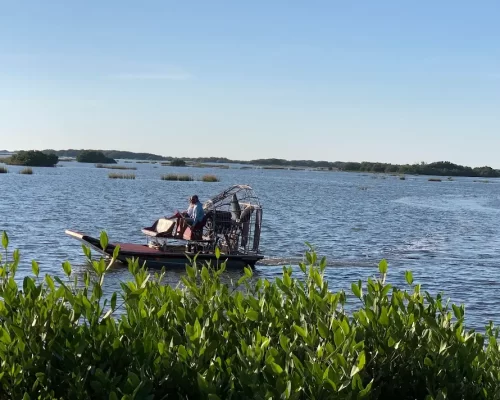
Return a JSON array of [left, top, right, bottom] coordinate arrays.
[[192, 201, 204, 225]]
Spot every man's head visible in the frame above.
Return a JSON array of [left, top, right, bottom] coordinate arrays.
[[190, 195, 199, 204]]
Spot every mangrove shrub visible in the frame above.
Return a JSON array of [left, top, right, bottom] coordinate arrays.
[[0, 232, 499, 399], [77, 150, 116, 164], [4, 151, 58, 167]]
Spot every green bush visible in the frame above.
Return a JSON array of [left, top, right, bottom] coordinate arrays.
[[170, 158, 186, 167], [77, 151, 116, 164], [0, 232, 499, 399], [4, 151, 58, 167]]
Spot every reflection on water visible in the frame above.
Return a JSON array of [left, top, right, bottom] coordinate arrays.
[[1, 161, 500, 329]]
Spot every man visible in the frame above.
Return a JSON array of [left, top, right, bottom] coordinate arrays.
[[186, 195, 204, 227], [176, 195, 204, 237]]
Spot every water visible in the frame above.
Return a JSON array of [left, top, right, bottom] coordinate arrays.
[[1, 161, 500, 329]]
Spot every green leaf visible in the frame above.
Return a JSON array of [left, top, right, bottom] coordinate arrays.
[[127, 372, 140, 388], [109, 392, 119, 400], [82, 244, 91, 259], [358, 378, 374, 398], [0, 328, 12, 344], [293, 324, 308, 339], [111, 292, 117, 310], [215, 246, 220, 259], [313, 271, 323, 288], [452, 304, 463, 320], [112, 244, 120, 259], [62, 261, 72, 277], [298, 262, 306, 274], [178, 345, 188, 360], [279, 334, 289, 351], [31, 260, 39, 277], [246, 310, 259, 321], [350, 365, 360, 378], [1, 231, 8, 250], [197, 373, 210, 393], [379, 306, 389, 326], [405, 270, 413, 285], [201, 266, 210, 281], [318, 320, 329, 339], [351, 281, 361, 299], [424, 357, 433, 367], [190, 319, 201, 341], [23, 394, 30, 400], [283, 272, 292, 287], [158, 342, 165, 355], [357, 351, 366, 370], [45, 275, 55, 291], [270, 362, 283, 375], [334, 328, 344, 347], [378, 259, 388, 274], [157, 304, 168, 318], [100, 231, 109, 250], [244, 266, 253, 278]]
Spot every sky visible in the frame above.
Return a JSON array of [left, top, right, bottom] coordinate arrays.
[[0, 1, 499, 166]]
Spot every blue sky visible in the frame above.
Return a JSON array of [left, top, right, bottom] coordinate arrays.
[[1, 1, 499, 166]]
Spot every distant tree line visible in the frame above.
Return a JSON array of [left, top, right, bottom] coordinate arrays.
[[40, 149, 500, 177], [342, 161, 500, 177], [43, 149, 167, 161]]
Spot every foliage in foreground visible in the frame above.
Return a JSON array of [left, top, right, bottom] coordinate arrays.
[[4, 151, 58, 167], [0, 232, 500, 400]]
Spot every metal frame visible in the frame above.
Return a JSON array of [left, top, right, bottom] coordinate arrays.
[[202, 185, 263, 255]]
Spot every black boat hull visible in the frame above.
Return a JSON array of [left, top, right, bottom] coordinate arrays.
[[65, 230, 263, 269]]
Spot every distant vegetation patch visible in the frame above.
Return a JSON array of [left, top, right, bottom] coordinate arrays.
[[343, 161, 500, 178], [170, 159, 186, 167], [95, 164, 136, 170], [201, 174, 220, 182], [4, 151, 58, 167], [161, 174, 193, 181], [108, 173, 135, 179], [428, 178, 442, 182], [474, 180, 490, 184], [43, 149, 166, 161], [19, 167, 33, 175], [0, 166, 8, 174], [77, 150, 116, 164], [191, 163, 229, 169]]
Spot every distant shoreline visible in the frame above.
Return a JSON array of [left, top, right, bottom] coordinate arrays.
[[1, 149, 499, 178]]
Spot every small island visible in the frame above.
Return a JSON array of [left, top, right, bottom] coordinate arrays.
[[4, 150, 59, 167], [170, 158, 186, 167], [76, 150, 117, 164]]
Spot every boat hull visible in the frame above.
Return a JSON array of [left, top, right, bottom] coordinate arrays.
[[65, 230, 263, 269]]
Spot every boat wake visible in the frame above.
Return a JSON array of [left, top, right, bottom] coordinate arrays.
[[257, 256, 377, 268]]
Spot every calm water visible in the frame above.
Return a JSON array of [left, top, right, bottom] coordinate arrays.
[[1, 161, 500, 329]]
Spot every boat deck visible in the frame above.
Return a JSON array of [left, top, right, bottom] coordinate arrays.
[[117, 243, 187, 255]]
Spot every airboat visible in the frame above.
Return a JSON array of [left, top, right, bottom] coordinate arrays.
[[65, 185, 264, 268]]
